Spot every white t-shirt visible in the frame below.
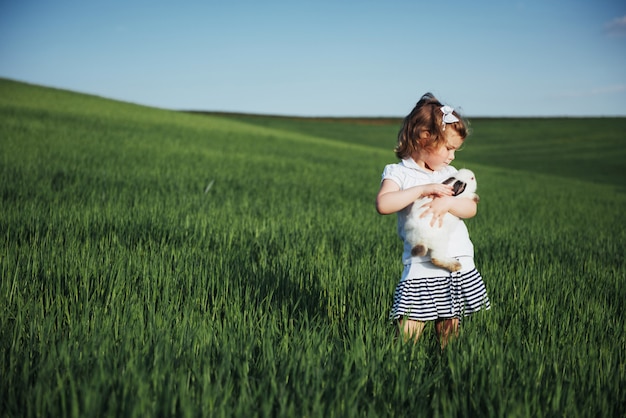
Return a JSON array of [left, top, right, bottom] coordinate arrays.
[[381, 158, 475, 268]]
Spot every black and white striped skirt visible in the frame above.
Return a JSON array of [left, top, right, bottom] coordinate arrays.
[[390, 262, 490, 322]]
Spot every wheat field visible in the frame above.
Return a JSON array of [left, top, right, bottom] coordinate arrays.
[[1, 79, 625, 417]]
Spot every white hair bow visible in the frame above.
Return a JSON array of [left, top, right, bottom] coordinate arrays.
[[441, 105, 459, 130]]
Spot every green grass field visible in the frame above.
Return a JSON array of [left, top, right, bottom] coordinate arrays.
[[1, 78, 625, 417]]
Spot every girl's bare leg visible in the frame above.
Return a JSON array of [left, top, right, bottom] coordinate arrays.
[[435, 318, 459, 349], [398, 318, 426, 343]]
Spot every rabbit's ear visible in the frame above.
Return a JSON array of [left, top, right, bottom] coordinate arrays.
[[452, 181, 466, 196], [442, 177, 456, 185]]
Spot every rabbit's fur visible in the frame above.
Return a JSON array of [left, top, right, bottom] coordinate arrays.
[[404, 169, 478, 272]]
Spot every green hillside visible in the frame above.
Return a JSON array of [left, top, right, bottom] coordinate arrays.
[[194, 111, 626, 188], [1, 78, 625, 417]]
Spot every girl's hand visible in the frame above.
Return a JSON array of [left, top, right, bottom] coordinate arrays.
[[419, 196, 454, 227]]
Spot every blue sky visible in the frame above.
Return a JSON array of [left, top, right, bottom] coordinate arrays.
[[1, 0, 625, 117]]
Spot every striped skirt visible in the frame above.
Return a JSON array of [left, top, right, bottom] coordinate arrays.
[[390, 263, 490, 322]]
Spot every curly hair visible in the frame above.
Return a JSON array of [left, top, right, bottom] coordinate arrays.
[[394, 93, 469, 160]]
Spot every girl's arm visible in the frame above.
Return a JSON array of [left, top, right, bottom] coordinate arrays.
[[376, 179, 453, 215], [419, 196, 477, 226]]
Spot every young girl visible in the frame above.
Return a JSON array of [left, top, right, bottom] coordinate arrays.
[[376, 92, 490, 347]]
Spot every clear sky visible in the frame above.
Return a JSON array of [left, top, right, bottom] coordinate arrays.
[[1, 0, 625, 117]]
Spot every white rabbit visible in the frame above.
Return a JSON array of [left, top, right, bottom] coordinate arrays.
[[404, 168, 479, 272]]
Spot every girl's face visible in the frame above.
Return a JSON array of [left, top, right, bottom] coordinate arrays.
[[415, 129, 464, 172]]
